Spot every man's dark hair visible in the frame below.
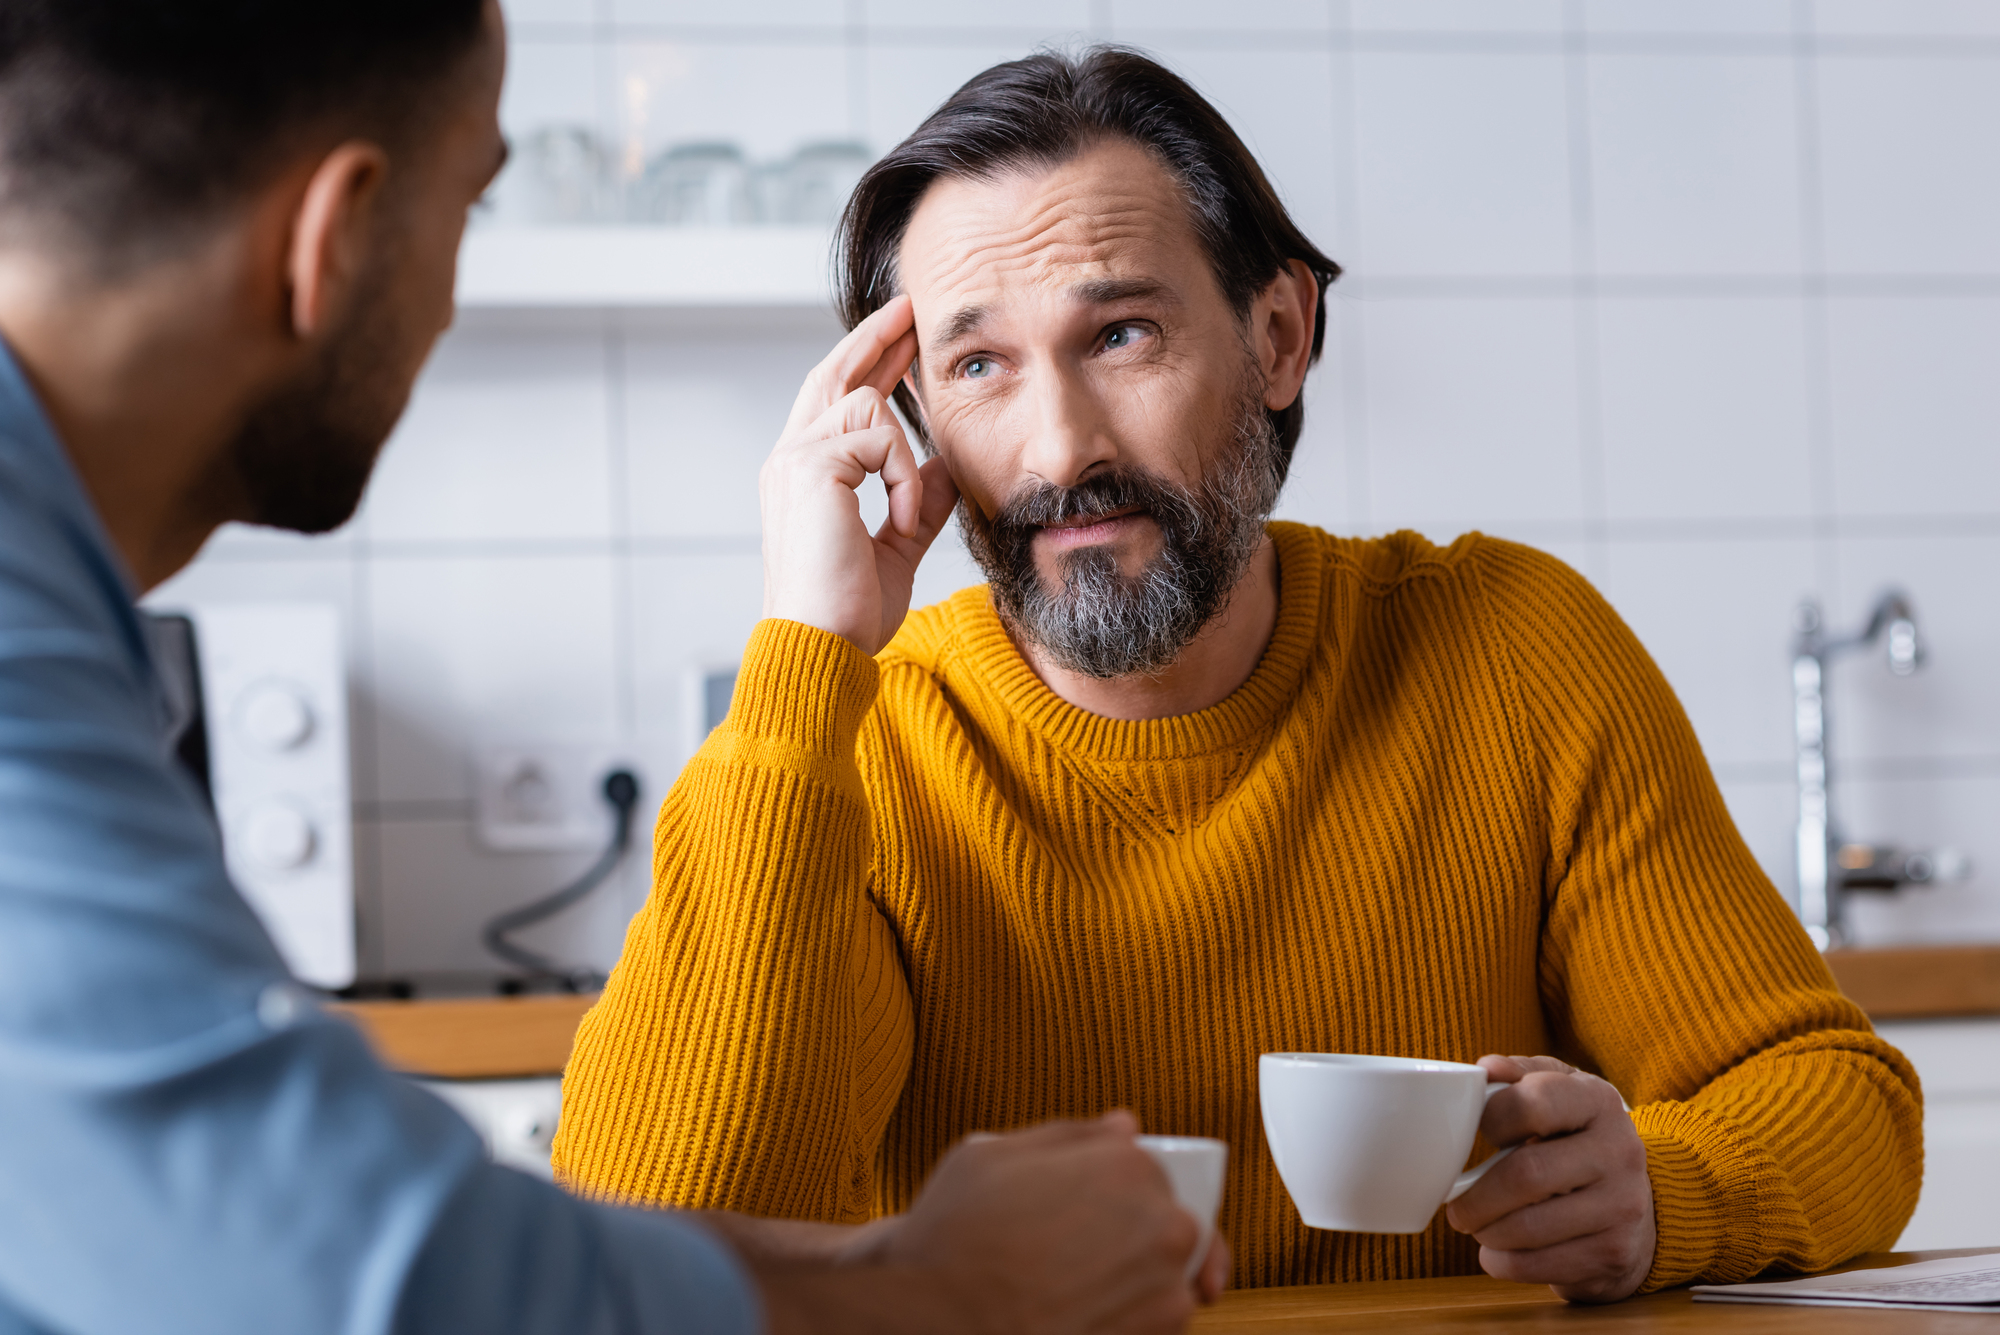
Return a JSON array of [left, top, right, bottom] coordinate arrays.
[[836, 46, 1341, 484], [0, 0, 485, 263]]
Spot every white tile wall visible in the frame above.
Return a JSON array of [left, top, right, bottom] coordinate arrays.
[[1824, 297, 2000, 518], [858, 39, 1037, 154], [366, 553, 623, 806], [498, 38, 602, 138], [362, 334, 615, 544], [156, 0, 2000, 982], [1813, 0, 2000, 37], [612, 42, 856, 162], [1584, 52, 1803, 277], [873, 0, 1092, 29], [1349, 50, 1575, 277], [1594, 296, 1814, 522], [1816, 54, 2000, 276], [622, 325, 834, 539], [1600, 537, 1817, 771], [1583, 0, 1792, 35], [1347, 0, 1563, 33], [1359, 296, 1586, 530], [609, 0, 844, 27], [1143, 44, 1342, 244]]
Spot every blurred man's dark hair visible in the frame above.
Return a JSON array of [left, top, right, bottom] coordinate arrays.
[[836, 46, 1341, 485], [0, 0, 485, 268]]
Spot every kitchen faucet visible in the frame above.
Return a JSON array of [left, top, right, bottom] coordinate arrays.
[[1791, 591, 1966, 949]]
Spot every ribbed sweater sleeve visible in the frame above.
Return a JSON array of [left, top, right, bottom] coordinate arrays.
[[552, 618, 914, 1223], [1473, 540, 1923, 1291]]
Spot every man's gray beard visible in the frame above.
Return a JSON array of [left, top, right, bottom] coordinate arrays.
[[960, 389, 1285, 681]]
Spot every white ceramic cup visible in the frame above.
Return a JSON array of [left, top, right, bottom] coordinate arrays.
[[1137, 1134, 1229, 1280], [1259, 1053, 1515, 1234]]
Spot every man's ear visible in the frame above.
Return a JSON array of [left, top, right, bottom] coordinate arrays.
[[1253, 258, 1319, 414], [286, 142, 391, 340], [900, 365, 933, 436]]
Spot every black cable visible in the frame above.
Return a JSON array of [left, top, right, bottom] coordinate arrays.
[[481, 768, 641, 993]]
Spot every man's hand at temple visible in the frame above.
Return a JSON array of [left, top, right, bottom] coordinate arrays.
[[1444, 1056, 1656, 1304], [761, 292, 960, 655]]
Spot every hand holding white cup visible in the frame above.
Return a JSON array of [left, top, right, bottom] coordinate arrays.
[[965, 1128, 1228, 1280], [1259, 1053, 1516, 1234]]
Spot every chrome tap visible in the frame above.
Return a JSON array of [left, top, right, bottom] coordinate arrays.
[[1791, 591, 1966, 949]]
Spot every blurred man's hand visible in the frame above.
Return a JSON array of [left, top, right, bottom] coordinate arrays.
[[881, 1111, 1203, 1333], [1444, 1056, 1655, 1303], [718, 1111, 1214, 1334]]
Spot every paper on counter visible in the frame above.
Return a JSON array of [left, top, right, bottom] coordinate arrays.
[[1693, 1252, 2000, 1312]]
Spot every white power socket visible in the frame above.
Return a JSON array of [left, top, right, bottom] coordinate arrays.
[[683, 661, 740, 757], [474, 743, 641, 852]]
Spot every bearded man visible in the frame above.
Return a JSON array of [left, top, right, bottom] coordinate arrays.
[[555, 49, 1922, 1303]]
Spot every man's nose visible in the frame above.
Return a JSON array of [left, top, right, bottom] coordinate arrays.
[[1018, 364, 1116, 488]]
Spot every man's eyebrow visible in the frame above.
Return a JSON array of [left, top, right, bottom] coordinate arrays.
[[1066, 277, 1177, 307], [931, 303, 989, 350], [928, 279, 1176, 353]]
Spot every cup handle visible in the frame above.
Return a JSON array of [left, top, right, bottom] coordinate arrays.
[[1443, 1080, 1517, 1205]]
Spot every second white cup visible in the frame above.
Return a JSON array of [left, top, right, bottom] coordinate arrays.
[[1137, 1134, 1229, 1279], [1259, 1053, 1514, 1234]]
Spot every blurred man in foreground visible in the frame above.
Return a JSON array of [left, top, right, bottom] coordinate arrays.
[[558, 47, 1922, 1302], [0, 4, 1206, 1332]]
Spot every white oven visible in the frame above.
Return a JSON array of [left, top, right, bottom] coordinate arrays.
[[143, 603, 356, 990]]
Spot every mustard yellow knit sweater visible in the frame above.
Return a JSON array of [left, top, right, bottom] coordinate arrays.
[[555, 523, 1921, 1291]]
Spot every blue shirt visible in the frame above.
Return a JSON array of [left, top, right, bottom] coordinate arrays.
[[0, 341, 759, 1335]]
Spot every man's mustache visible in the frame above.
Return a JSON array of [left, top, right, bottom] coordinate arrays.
[[988, 468, 1187, 534]]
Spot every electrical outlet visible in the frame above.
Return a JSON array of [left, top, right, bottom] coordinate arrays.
[[683, 662, 739, 756], [474, 743, 640, 852]]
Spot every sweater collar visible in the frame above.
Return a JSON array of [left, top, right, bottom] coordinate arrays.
[[948, 520, 1326, 763]]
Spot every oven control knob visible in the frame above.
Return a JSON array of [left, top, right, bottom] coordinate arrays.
[[238, 683, 314, 752], [239, 801, 317, 872]]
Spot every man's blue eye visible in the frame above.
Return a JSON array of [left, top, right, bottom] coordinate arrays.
[[1105, 326, 1135, 349], [965, 359, 991, 378]]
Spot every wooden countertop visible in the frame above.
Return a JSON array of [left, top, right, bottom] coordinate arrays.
[[331, 993, 596, 1079], [1825, 944, 2000, 1020], [1193, 1250, 1993, 1332], [326, 944, 2000, 1082]]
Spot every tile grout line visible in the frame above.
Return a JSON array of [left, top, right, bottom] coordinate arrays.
[[1791, 0, 1843, 615], [511, 23, 2000, 59], [845, 0, 869, 144], [1562, 0, 1609, 585], [1326, 0, 1370, 535], [197, 514, 2000, 564], [606, 319, 638, 740]]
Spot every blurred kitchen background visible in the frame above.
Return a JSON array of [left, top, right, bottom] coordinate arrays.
[[149, 0, 2000, 989]]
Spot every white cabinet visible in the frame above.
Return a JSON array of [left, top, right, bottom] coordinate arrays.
[[419, 1077, 564, 1180], [1874, 1018, 2000, 1250]]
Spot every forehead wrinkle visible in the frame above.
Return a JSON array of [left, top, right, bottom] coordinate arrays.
[[922, 199, 1166, 294], [906, 178, 1188, 318]]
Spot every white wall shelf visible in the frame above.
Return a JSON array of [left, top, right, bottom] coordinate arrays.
[[456, 226, 837, 311]]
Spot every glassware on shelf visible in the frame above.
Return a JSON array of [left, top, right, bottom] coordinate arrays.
[[769, 141, 873, 226], [484, 125, 617, 226], [631, 142, 756, 226], [477, 127, 875, 229]]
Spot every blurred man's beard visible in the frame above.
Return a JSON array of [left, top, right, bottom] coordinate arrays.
[[226, 260, 415, 535], [960, 379, 1285, 680]]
